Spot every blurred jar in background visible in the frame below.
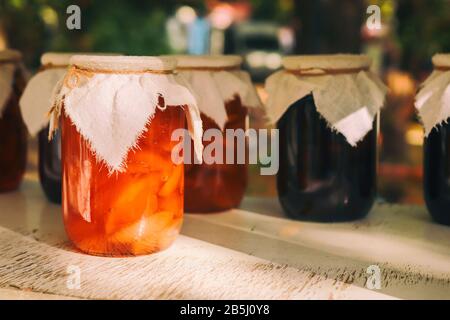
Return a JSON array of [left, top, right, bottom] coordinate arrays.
[[20, 52, 120, 204], [0, 49, 27, 192], [417, 54, 450, 226], [265, 55, 387, 222], [20, 52, 68, 203], [170, 55, 262, 213], [50, 55, 201, 256]]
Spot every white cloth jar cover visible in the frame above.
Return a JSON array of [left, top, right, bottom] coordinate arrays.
[[0, 49, 22, 118], [49, 55, 203, 173], [265, 54, 388, 146], [415, 53, 450, 135], [20, 52, 122, 136], [19, 53, 73, 136], [168, 55, 262, 130]]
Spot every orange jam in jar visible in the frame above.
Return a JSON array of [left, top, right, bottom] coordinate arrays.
[[56, 55, 196, 256], [0, 50, 27, 192], [62, 108, 185, 256]]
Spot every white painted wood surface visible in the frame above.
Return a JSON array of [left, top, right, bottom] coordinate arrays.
[[0, 179, 448, 299]]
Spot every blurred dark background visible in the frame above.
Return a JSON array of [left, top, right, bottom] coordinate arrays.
[[1, 0, 449, 204]]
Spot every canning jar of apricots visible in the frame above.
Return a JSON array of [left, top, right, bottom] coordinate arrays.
[[0, 49, 27, 193], [50, 55, 201, 256], [170, 55, 261, 213]]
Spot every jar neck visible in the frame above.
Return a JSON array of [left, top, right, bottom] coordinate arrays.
[[176, 66, 240, 72], [435, 65, 450, 72], [40, 63, 68, 72], [285, 66, 370, 76]]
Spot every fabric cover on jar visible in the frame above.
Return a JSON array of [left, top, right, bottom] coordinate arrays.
[[167, 55, 262, 130], [20, 52, 121, 136], [265, 54, 388, 146], [415, 53, 450, 134], [49, 55, 203, 173]]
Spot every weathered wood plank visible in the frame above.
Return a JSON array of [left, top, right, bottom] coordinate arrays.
[[0, 180, 392, 300]]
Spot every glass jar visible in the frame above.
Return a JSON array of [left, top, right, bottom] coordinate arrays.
[[265, 55, 386, 222], [424, 123, 450, 225], [277, 95, 377, 222], [38, 126, 61, 203], [0, 50, 27, 193], [185, 96, 248, 212], [20, 52, 121, 204], [421, 54, 450, 226], [171, 55, 258, 213], [55, 56, 197, 256]]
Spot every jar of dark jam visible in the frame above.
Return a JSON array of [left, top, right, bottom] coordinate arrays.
[[424, 124, 450, 225], [0, 50, 27, 193], [421, 54, 450, 226], [266, 55, 386, 222], [277, 95, 377, 222], [38, 126, 61, 203]]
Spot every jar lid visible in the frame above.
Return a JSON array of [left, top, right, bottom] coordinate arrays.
[[168, 55, 242, 69], [432, 53, 450, 68], [41, 52, 122, 67], [0, 49, 22, 63], [70, 55, 176, 72], [283, 54, 371, 74], [41, 52, 77, 66]]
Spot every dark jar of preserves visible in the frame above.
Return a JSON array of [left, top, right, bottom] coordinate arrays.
[[277, 95, 378, 222], [265, 55, 386, 222], [0, 49, 27, 193], [38, 126, 61, 203], [419, 54, 450, 226], [424, 123, 450, 225], [170, 55, 260, 213], [20, 53, 71, 203]]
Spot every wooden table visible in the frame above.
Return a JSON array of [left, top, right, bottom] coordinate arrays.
[[0, 178, 448, 299]]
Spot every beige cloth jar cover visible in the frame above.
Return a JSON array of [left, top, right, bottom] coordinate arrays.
[[20, 52, 122, 136], [265, 54, 388, 146], [20, 53, 75, 136], [0, 49, 25, 118], [415, 53, 450, 135], [49, 55, 203, 173], [167, 55, 262, 130]]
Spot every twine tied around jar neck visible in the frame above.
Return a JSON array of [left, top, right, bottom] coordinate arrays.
[[63, 65, 174, 89], [435, 65, 450, 72], [39, 63, 69, 72], [0, 59, 19, 65], [176, 66, 240, 72], [285, 66, 370, 76]]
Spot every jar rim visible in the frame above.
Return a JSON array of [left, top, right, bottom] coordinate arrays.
[[41, 52, 121, 67], [0, 49, 22, 63], [432, 53, 450, 68], [165, 55, 242, 69], [282, 54, 371, 73], [69, 55, 176, 72]]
